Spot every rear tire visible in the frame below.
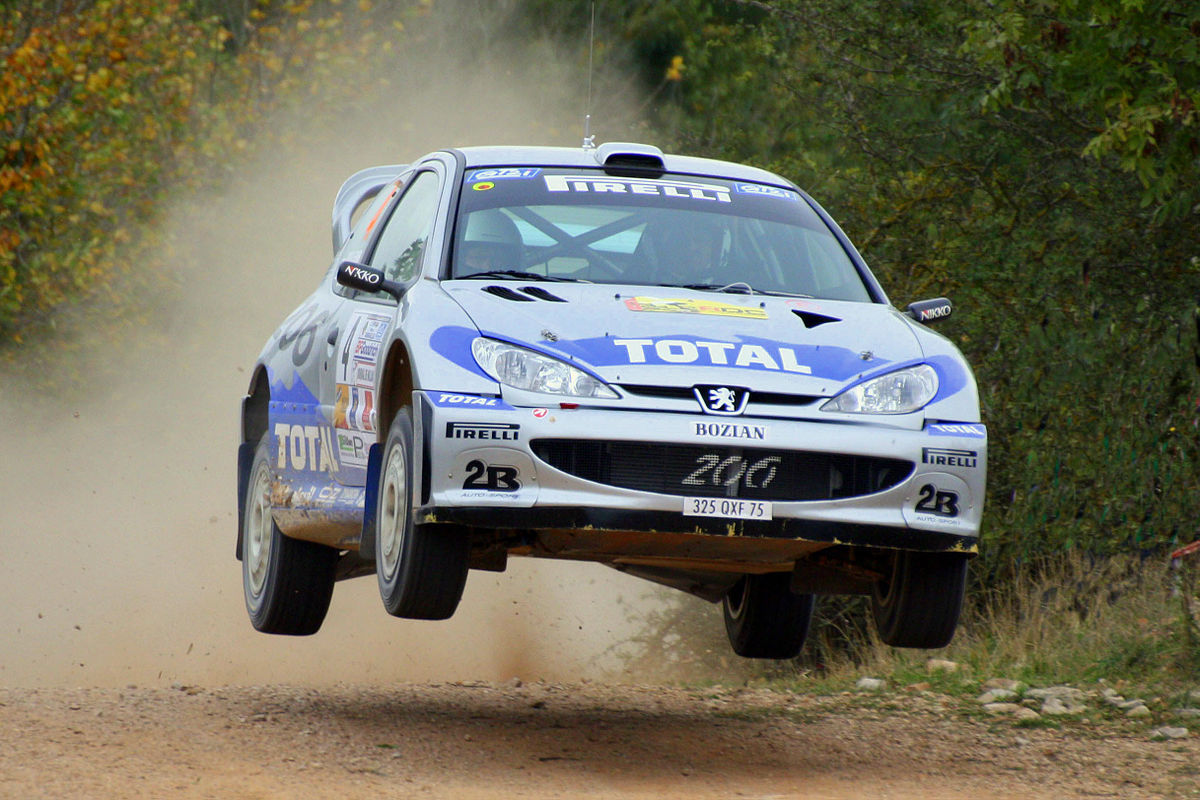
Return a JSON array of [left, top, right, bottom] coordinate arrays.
[[722, 573, 815, 659], [241, 436, 337, 635], [870, 551, 968, 648], [375, 408, 469, 620]]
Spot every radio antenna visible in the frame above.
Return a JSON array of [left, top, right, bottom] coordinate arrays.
[[582, 1, 596, 150]]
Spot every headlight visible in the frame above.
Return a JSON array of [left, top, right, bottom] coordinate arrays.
[[820, 364, 938, 414], [472, 338, 619, 399]]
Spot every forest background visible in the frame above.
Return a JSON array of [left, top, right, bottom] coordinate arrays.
[[2, 0, 1198, 683]]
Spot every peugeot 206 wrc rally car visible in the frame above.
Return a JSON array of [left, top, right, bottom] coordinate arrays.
[[236, 142, 986, 658]]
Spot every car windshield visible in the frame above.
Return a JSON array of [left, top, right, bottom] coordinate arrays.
[[448, 167, 872, 302]]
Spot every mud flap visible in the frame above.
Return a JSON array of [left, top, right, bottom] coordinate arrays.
[[358, 442, 383, 562], [235, 440, 256, 560]]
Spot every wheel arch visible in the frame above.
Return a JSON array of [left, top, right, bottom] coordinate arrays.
[[377, 338, 415, 444], [361, 338, 417, 560], [237, 366, 272, 560]]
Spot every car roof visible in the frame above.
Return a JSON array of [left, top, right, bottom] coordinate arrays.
[[447, 143, 796, 189]]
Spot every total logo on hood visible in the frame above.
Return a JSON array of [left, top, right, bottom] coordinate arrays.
[[611, 337, 814, 374], [549, 334, 879, 382]]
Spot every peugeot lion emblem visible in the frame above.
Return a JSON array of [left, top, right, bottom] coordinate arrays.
[[694, 385, 750, 416]]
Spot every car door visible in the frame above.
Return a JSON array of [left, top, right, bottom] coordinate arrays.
[[321, 167, 445, 486]]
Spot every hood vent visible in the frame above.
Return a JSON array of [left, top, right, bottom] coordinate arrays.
[[792, 309, 841, 329], [482, 285, 569, 303], [483, 285, 535, 302], [519, 286, 567, 302]]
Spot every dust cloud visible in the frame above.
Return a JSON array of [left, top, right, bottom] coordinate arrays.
[[0, 8, 702, 688]]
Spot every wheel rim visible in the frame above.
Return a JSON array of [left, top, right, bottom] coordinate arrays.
[[245, 461, 272, 599], [873, 551, 902, 607], [724, 577, 750, 621], [378, 438, 408, 581]]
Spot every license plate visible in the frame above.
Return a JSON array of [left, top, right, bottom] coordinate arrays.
[[682, 497, 773, 520]]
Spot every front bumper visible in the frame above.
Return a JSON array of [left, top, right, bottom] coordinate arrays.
[[413, 390, 986, 558]]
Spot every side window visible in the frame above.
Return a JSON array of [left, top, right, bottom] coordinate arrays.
[[368, 171, 441, 283], [343, 172, 410, 261]]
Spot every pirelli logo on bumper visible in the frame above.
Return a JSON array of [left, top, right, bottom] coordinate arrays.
[[922, 447, 978, 468], [446, 422, 520, 441]]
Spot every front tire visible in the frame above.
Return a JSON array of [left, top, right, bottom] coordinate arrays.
[[375, 408, 470, 620], [870, 550, 968, 648], [241, 436, 337, 635], [722, 572, 815, 659]]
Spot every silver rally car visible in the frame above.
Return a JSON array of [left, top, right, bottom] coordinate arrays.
[[237, 142, 986, 658]]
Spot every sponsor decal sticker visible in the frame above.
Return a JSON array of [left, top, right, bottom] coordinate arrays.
[[337, 312, 388, 389], [353, 338, 380, 360], [624, 296, 768, 319], [462, 460, 521, 492], [472, 181, 495, 191], [274, 423, 337, 473], [693, 421, 767, 440], [914, 483, 960, 517], [927, 422, 986, 438], [469, 167, 541, 181], [446, 422, 520, 441], [336, 429, 370, 469], [334, 384, 375, 431], [544, 174, 731, 204], [429, 392, 514, 410], [532, 408, 549, 418], [922, 447, 978, 468], [612, 337, 813, 374], [734, 183, 798, 201]]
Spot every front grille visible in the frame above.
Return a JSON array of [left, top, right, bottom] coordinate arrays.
[[616, 384, 821, 407], [530, 439, 913, 501]]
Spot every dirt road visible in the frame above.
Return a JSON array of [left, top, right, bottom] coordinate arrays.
[[3, 680, 1196, 799]]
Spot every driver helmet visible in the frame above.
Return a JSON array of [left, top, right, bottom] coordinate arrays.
[[644, 215, 727, 285], [460, 209, 523, 274]]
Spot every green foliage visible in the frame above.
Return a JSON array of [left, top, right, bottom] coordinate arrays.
[[527, 0, 1200, 576], [961, 0, 1200, 221], [0, 0, 424, 344]]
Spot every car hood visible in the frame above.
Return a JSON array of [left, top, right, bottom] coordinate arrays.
[[442, 281, 924, 396]]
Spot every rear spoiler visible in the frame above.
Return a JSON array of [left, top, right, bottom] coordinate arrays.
[[331, 164, 406, 254]]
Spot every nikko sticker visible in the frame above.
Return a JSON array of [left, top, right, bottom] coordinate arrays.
[[469, 167, 541, 182], [544, 174, 731, 203], [735, 183, 798, 201], [428, 392, 515, 410], [623, 296, 768, 320], [926, 422, 986, 438]]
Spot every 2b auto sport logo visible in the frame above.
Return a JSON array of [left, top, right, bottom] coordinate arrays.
[[462, 460, 520, 492]]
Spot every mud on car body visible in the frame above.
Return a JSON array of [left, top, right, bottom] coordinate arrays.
[[237, 142, 986, 657]]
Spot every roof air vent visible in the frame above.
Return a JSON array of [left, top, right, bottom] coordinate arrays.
[[594, 142, 665, 178]]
